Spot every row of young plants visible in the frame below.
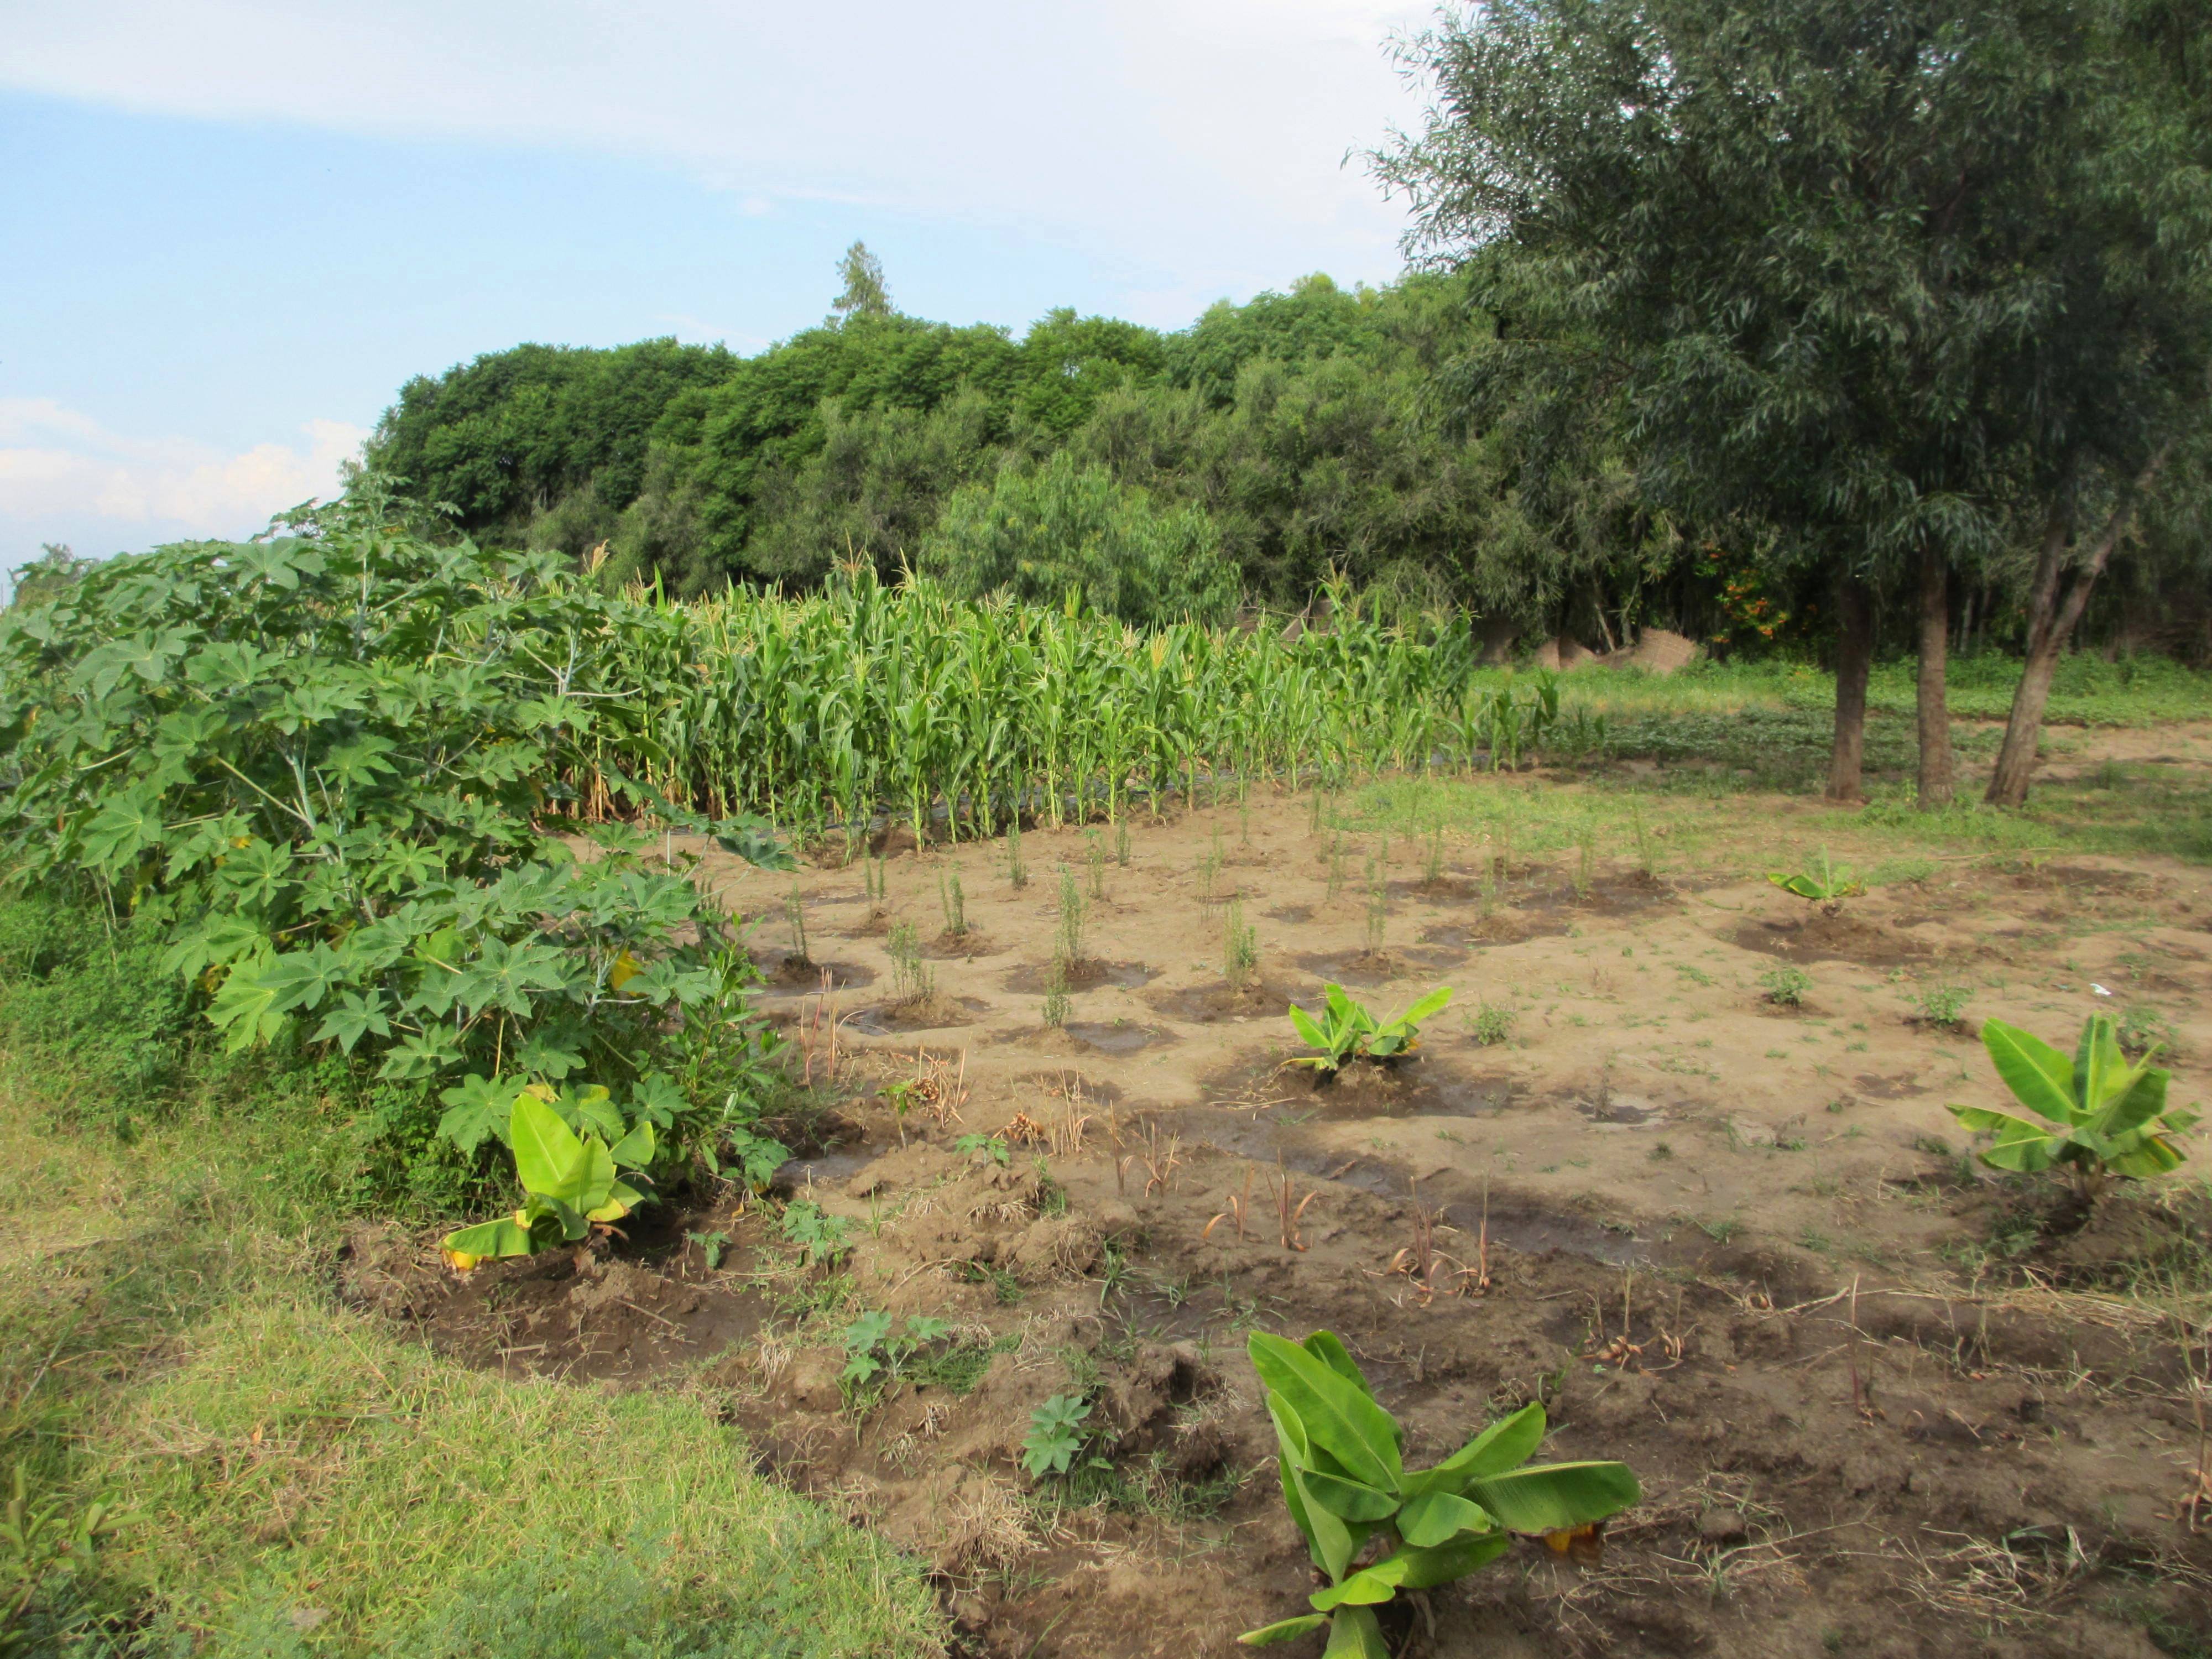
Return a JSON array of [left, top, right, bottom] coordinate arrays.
[[0, 489, 798, 1238], [593, 562, 1596, 847]]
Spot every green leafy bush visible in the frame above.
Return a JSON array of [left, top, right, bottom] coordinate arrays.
[[780, 1201, 850, 1266], [1469, 1001, 1515, 1046], [0, 491, 789, 1185], [1239, 1330, 1638, 1653], [838, 1311, 952, 1409], [1948, 1015, 2198, 1198], [1916, 983, 1973, 1030]]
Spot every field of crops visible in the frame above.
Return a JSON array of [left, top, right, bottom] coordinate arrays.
[[594, 568, 1601, 841]]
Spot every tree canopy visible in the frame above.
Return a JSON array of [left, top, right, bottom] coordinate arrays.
[[1375, 0, 2212, 800]]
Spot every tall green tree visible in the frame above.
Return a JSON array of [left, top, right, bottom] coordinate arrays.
[[1377, 0, 2211, 805], [1979, 1, 2212, 805], [830, 241, 893, 324]]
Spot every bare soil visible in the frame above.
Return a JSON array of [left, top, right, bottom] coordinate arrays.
[[348, 770, 2212, 1658]]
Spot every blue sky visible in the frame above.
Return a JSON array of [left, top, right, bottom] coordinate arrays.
[[1, 1, 1431, 568]]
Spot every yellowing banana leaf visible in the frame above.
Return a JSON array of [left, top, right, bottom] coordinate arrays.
[[440, 1213, 534, 1266]]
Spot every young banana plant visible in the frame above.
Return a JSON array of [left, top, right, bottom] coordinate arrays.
[[1766, 847, 1863, 911], [442, 1089, 655, 1268], [1289, 983, 1454, 1074], [1949, 1014, 2197, 1199], [1239, 1331, 1639, 1655]]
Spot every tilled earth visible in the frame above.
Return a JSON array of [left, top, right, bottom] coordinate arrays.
[[346, 765, 2212, 1658]]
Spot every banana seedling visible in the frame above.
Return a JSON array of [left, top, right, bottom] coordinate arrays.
[[1766, 847, 1863, 913], [1948, 1014, 2197, 1199], [442, 1089, 655, 1269], [1288, 984, 1453, 1076], [1239, 1331, 1638, 1653]]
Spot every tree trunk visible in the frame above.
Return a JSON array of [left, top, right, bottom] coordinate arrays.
[[1827, 574, 1875, 803], [1986, 444, 2173, 806], [1915, 546, 1954, 809]]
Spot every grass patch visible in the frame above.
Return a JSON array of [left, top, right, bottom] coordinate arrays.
[[99, 1295, 941, 1655], [0, 927, 946, 1657]]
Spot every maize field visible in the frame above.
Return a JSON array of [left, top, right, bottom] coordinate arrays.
[[589, 567, 1583, 844]]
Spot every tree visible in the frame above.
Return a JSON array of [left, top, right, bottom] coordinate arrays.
[[830, 241, 893, 324], [1980, 2, 2212, 805], [9, 544, 93, 611], [920, 453, 1240, 627], [1376, 0, 2206, 806]]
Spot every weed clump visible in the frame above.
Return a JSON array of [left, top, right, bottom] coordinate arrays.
[[1760, 966, 1813, 1008]]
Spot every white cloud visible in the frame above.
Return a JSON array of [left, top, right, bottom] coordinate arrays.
[[1, 1, 1434, 300], [0, 400, 365, 550]]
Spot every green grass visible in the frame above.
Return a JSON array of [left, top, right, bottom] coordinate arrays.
[[1525, 651, 2212, 729], [0, 894, 946, 1657], [102, 1296, 939, 1656]]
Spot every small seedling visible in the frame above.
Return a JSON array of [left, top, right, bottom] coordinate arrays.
[[953, 1133, 1011, 1166], [1768, 848, 1863, 913], [1630, 800, 1655, 877], [1365, 864, 1389, 954], [1271, 1159, 1319, 1251], [1290, 983, 1453, 1075], [1114, 815, 1132, 867], [1021, 1394, 1093, 1478], [1237, 1331, 1639, 1653], [1006, 815, 1027, 890], [1199, 839, 1222, 905], [1224, 897, 1258, 990], [1423, 823, 1446, 885], [686, 1229, 730, 1270], [1057, 864, 1087, 964], [1915, 982, 1971, 1030], [888, 920, 933, 1004], [1469, 1001, 1514, 1047], [1760, 966, 1812, 1008], [1326, 832, 1346, 902], [784, 882, 810, 963], [1043, 958, 1071, 1029], [780, 1200, 850, 1267], [1947, 1014, 2198, 1199], [865, 854, 889, 907], [1086, 830, 1107, 900], [940, 869, 967, 938]]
